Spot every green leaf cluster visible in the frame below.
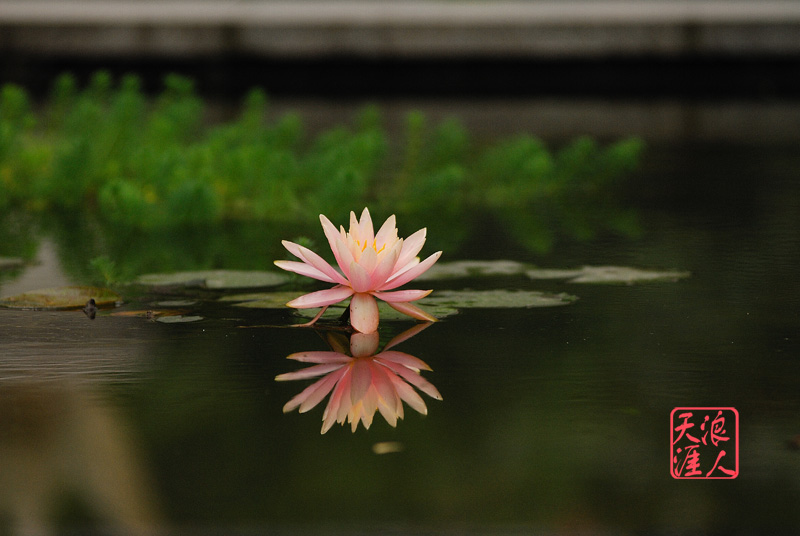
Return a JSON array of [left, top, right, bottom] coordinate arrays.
[[1, 71, 644, 256]]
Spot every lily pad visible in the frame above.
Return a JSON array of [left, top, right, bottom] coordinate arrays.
[[136, 270, 288, 289], [295, 301, 459, 322], [226, 291, 311, 309], [417, 260, 528, 280], [526, 265, 690, 284], [420, 289, 578, 308], [0, 286, 120, 310], [157, 299, 198, 307], [156, 315, 204, 323], [377, 301, 458, 321], [229, 289, 570, 317], [523, 268, 584, 280]]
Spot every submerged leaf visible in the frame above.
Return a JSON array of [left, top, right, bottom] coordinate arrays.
[[136, 270, 288, 289], [0, 286, 120, 310], [526, 265, 690, 284]]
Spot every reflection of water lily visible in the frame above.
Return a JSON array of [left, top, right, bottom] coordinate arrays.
[[274, 208, 442, 333], [276, 325, 442, 433]]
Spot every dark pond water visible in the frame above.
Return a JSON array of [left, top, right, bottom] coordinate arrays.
[[1, 140, 799, 534]]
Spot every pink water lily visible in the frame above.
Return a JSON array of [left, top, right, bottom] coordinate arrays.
[[274, 208, 442, 333], [276, 326, 442, 433]]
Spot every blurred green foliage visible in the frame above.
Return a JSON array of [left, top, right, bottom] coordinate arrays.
[[1, 72, 644, 279]]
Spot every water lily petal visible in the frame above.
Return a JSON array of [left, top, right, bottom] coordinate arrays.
[[283, 369, 343, 413], [281, 240, 348, 285], [349, 359, 372, 405], [287, 286, 354, 309], [371, 365, 403, 426], [358, 207, 375, 245], [383, 322, 434, 351], [321, 371, 349, 433], [350, 331, 380, 357], [275, 363, 345, 381], [369, 240, 402, 289], [298, 369, 347, 414], [395, 393, 405, 420], [380, 360, 443, 401], [359, 246, 378, 275], [394, 228, 427, 271], [351, 402, 366, 432], [348, 210, 361, 243], [374, 214, 398, 248], [335, 239, 357, 279], [273, 260, 333, 283], [372, 289, 432, 303], [334, 372, 354, 424], [376, 350, 433, 372], [286, 351, 352, 364], [377, 399, 399, 428], [348, 261, 372, 293], [350, 292, 379, 333], [371, 363, 398, 402], [320, 214, 345, 267], [358, 387, 379, 430], [385, 371, 428, 415], [381, 251, 442, 290], [384, 300, 438, 322]]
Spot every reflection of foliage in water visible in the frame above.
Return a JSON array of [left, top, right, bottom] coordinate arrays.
[[0, 72, 644, 280], [41, 212, 289, 286], [0, 210, 38, 284]]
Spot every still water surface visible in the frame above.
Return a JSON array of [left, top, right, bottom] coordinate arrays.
[[1, 142, 798, 533]]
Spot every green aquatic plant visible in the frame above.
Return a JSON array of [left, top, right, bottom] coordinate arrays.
[[0, 84, 39, 208], [0, 72, 644, 281], [88, 255, 120, 287]]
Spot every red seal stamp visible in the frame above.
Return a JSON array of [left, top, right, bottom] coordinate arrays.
[[671, 407, 739, 479]]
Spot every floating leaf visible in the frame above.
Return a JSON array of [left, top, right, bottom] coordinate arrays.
[[526, 265, 690, 284], [136, 270, 288, 289], [230, 289, 565, 318], [226, 291, 309, 308], [292, 301, 459, 322], [375, 301, 458, 320], [420, 289, 577, 308], [156, 315, 204, 323], [417, 260, 528, 280], [157, 299, 198, 307], [523, 268, 584, 280], [0, 286, 120, 310]]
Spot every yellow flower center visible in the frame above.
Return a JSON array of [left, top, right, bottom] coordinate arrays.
[[357, 239, 386, 255]]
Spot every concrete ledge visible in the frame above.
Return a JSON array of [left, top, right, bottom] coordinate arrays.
[[2, 1, 800, 58]]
